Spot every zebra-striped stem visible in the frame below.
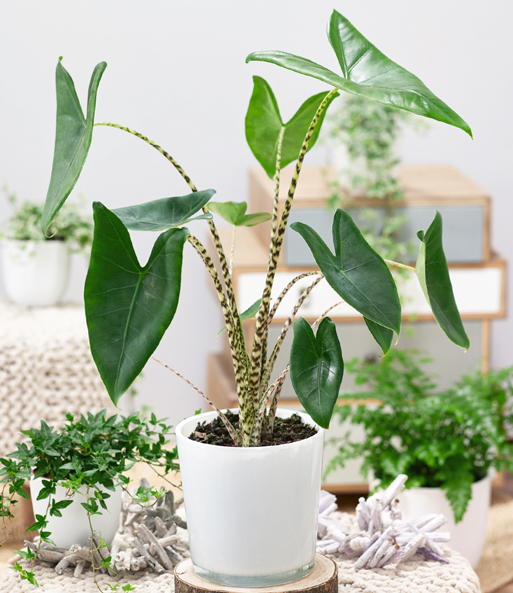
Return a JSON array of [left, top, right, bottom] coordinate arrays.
[[312, 301, 345, 330], [258, 275, 324, 403], [151, 356, 241, 446], [249, 90, 338, 398], [267, 365, 289, 433], [94, 122, 241, 334], [265, 271, 322, 331], [255, 128, 285, 396], [187, 234, 254, 444]]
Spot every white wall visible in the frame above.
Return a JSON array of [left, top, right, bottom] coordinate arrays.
[[1, 1, 512, 424]]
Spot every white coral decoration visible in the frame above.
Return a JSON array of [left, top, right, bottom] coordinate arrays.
[[317, 474, 450, 569]]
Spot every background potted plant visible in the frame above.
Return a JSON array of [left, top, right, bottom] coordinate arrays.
[[326, 349, 513, 567], [38, 9, 472, 587], [0, 409, 179, 585], [0, 189, 93, 306]]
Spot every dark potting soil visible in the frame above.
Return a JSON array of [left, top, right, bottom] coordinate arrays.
[[189, 411, 317, 447]]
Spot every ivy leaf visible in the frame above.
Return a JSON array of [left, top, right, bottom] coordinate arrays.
[[217, 298, 263, 336], [246, 11, 471, 138], [208, 201, 271, 227], [290, 317, 343, 429], [245, 76, 338, 178], [291, 209, 401, 339], [415, 212, 469, 349], [112, 189, 215, 231], [42, 59, 106, 234], [85, 203, 188, 404]]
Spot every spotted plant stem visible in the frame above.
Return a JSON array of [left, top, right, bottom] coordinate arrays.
[[268, 366, 289, 432], [94, 122, 241, 329], [312, 301, 344, 330], [152, 356, 240, 445], [259, 275, 324, 400], [252, 363, 290, 442], [187, 234, 253, 444], [265, 272, 322, 331], [249, 90, 338, 400]]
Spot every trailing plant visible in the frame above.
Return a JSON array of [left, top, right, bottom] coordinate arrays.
[[1, 188, 93, 255], [0, 410, 179, 588], [326, 350, 513, 522], [40, 10, 471, 447]]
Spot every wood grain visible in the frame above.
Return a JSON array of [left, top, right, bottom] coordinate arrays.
[[174, 555, 337, 593]]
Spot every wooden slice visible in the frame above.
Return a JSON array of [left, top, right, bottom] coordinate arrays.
[[174, 554, 337, 593]]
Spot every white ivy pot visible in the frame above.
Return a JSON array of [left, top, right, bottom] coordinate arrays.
[[1, 240, 70, 306], [176, 409, 324, 587], [30, 478, 122, 549], [397, 474, 491, 568]]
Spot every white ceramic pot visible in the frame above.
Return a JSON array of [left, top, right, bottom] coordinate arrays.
[[1, 240, 70, 306], [30, 478, 122, 548], [397, 475, 491, 567], [176, 409, 325, 587]]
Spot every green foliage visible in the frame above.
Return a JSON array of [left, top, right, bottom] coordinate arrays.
[[40, 11, 471, 445], [10, 562, 39, 587], [290, 317, 343, 428], [247, 10, 472, 137], [291, 210, 401, 340], [416, 212, 470, 349], [208, 201, 271, 227], [327, 350, 513, 522], [245, 76, 338, 178], [42, 60, 106, 235], [0, 410, 179, 538], [112, 189, 215, 231], [85, 203, 189, 404], [1, 189, 93, 255]]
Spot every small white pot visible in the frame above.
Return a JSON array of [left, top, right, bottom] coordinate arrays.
[[1, 240, 70, 306], [30, 478, 122, 548], [176, 409, 325, 587], [397, 475, 491, 567]]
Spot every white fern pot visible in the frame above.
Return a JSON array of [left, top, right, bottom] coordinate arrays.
[[176, 409, 325, 587], [397, 475, 491, 567], [1, 240, 70, 306], [30, 478, 122, 548]]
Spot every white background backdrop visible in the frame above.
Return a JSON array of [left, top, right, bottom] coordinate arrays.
[[1, 1, 512, 425]]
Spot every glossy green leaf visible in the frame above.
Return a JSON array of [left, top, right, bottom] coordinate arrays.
[[364, 317, 394, 356], [85, 203, 188, 404], [208, 201, 271, 227], [42, 60, 107, 235], [291, 209, 401, 338], [416, 212, 469, 350], [245, 76, 338, 178], [246, 11, 471, 138], [112, 189, 215, 231], [290, 317, 343, 429], [217, 298, 263, 336]]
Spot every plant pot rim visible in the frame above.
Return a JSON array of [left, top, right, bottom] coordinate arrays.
[[400, 473, 490, 492], [176, 408, 324, 452]]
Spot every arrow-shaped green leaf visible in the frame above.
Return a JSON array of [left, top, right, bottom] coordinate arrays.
[[42, 60, 107, 235], [416, 211, 469, 350], [217, 298, 263, 336], [290, 317, 343, 429], [85, 203, 189, 404], [245, 76, 338, 178], [291, 209, 401, 338], [208, 201, 271, 227], [112, 189, 215, 231], [246, 11, 471, 138]]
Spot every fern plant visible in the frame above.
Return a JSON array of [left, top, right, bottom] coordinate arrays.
[[327, 350, 513, 522], [40, 11, 472, 447]]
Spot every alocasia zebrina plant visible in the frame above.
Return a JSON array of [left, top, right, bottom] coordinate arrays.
[[41, 11, 472, 447]]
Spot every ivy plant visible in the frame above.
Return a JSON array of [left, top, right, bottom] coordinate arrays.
[[0, 410, 178, 588], [326, 350, 513, 522], [40, 10, 471, 446]]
